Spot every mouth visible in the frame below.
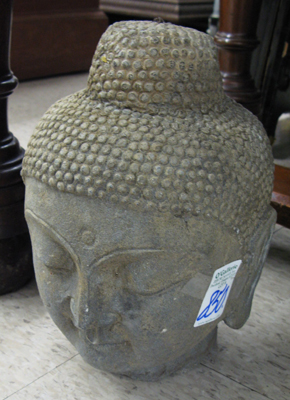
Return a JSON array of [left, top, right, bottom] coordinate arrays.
[[93, 341, 130, 348], [80, 330, 131, 349], [87, 340, 132, 354]]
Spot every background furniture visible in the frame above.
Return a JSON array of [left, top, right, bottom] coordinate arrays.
[[215, 0, 290, 228], [100, 0, 214, 30], [0, 0, 108, 293], [11, 0, 108, 80], [0, 0, 33, 294], [272, 165, 290, 228], [214, 0, 262, 117]]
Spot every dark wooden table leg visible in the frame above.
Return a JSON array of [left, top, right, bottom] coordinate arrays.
[[0, 0, 33, 294], [214, 0, 263, 117], [271, 165, 290, 229]]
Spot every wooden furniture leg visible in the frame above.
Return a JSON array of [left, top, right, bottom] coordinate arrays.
[[0, 0, 33, 294], [215, 0, 290, 229], [271, 165, 290, 228], [214, 0, 263, 117]]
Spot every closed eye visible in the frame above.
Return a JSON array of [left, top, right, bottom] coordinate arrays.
[[125, 278, 189, 297], [44, 261, 73, 274], [25, 209, 78, 274], [40, 242, 75, 274], [92, 248, 164, 270]]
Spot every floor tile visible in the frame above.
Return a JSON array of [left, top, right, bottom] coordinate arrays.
[[8, 73, 87, 149], [267, 227, 290, 266], [5, 355, 270, 400], [0, 281, 77, 399], [273, 224, 283, 234], [273, 113, 290, 168]]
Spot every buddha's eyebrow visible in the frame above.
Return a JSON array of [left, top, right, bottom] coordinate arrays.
[[91, 248, 164, 269], [25, 209, 80, 268]]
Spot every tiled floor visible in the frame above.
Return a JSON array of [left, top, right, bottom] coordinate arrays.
[[0, 74, 289, 400], [272, 113, 290, 168], [8, 73, 88, 150]]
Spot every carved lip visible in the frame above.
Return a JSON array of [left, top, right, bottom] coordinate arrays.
[[91, 341, 131, 350], [84, 331, 130, 347], [95, 341, 129, 347]]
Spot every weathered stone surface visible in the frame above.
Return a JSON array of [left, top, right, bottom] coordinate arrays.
[[22, 21, 276, 380]]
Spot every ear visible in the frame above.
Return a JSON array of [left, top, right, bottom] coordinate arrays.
[[223, 206, 276, 329]]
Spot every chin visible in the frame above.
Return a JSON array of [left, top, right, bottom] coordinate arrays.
[[80, 346, 136, 376], [77, 339, 213, 382], [81, 352, 167, 381]]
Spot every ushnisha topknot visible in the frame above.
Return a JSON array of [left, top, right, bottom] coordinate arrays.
[[87, 20, 225, 113], [22, 21, 274, 245]]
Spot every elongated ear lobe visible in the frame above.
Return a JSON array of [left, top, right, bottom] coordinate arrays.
[[223, 206, 276, 329]]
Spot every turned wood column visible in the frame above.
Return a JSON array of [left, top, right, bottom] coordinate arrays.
[[214, 0, 263, 117], [0, 0, 33, 294]]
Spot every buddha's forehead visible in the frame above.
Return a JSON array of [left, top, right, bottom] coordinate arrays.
[[25, 178, 240, 264]]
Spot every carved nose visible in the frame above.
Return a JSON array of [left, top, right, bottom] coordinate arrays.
[[70, 293, 121, 335], [85, 312, 122, 344], [69, 277, 123, 339], [70, 297, 89, 330]]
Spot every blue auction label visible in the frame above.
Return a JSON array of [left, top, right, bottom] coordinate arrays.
[[194, 260, 242, 327]]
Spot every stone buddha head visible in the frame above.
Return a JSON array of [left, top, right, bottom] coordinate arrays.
[[22, 21, 276, 381]]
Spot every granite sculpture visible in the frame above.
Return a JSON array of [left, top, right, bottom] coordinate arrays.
[[22, 21, 276, 381]]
